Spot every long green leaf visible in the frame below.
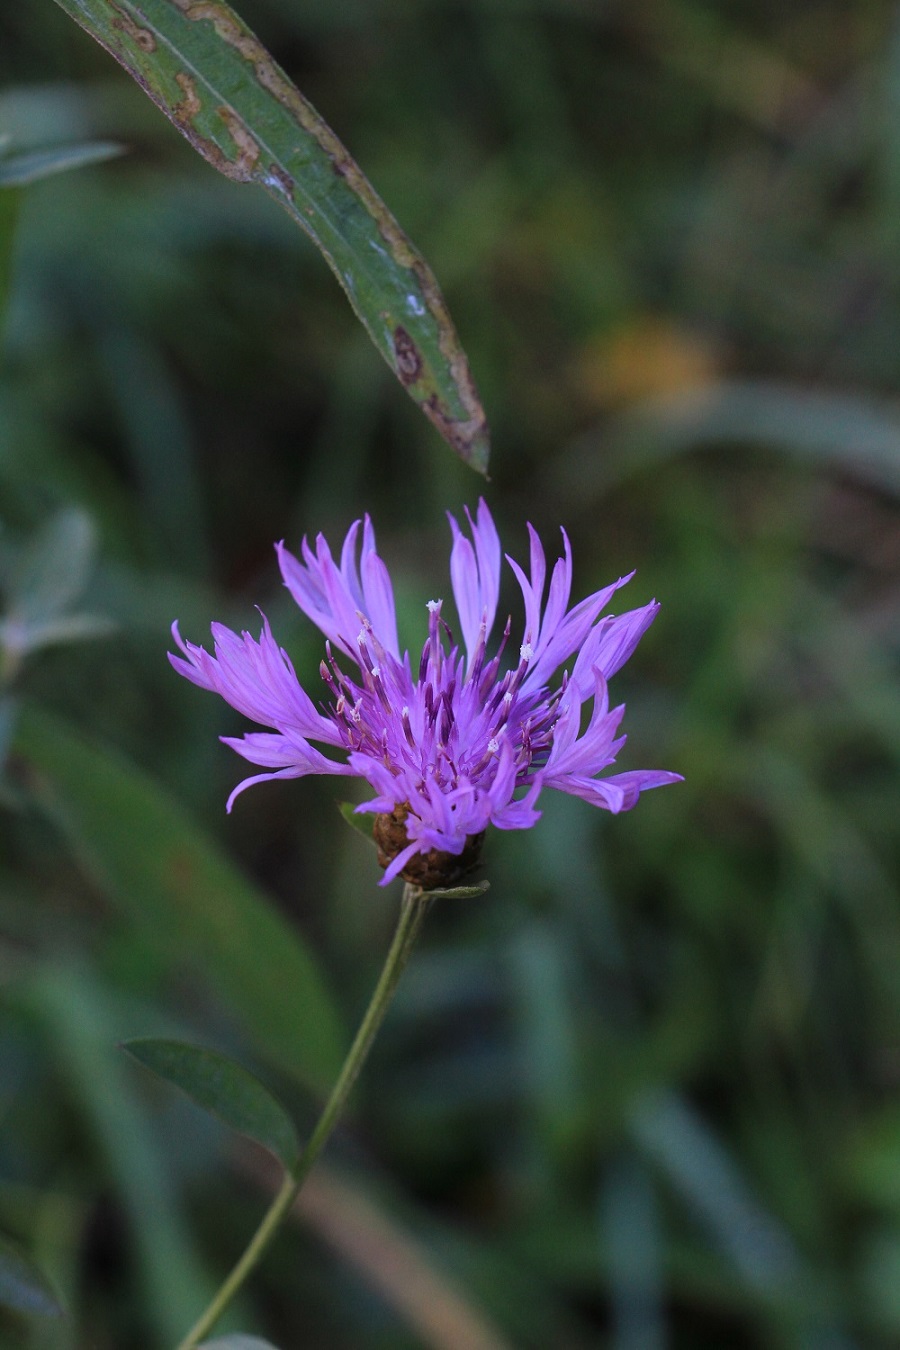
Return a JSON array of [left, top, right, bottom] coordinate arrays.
[[123, 1038, 300, 1169], [14, 706, 343, 1092], [0, 1234, 64, 1319], [50, 0, 489, 471], [29, 966, 215, 1344]]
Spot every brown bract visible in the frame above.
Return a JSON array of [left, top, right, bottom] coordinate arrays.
[[373, 804, 484, 891]]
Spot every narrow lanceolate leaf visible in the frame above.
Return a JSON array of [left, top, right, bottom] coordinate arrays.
[[424, 881, 490, 900], [51, 0, 490, 472], [0, 1235, 65, 1319], [123, 1038, 300, 1170]]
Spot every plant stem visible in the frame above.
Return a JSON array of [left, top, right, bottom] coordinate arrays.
[[176, 883, 430, 1349]]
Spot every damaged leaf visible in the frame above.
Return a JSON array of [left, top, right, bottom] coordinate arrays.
[[50, 0, 489, 471]]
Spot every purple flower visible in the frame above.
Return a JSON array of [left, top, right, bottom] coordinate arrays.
[[170, 502, 682, 887]]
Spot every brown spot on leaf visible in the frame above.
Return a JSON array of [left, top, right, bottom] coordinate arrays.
[[173, 71, 202, 124], [218, 107, 260, 178], [423, 393, 489, 474], [108, 1, 156, 52], [170, 76, 259, 184], [267, 163, 295, 198], [393, 327, 422, 386]]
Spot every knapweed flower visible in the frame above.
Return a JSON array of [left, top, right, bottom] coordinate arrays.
[[170, 502, 681, 887]]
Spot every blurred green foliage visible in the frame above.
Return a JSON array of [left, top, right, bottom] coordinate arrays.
[[1, 0, 899, 1346]]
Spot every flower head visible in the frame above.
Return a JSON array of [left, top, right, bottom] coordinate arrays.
[[170, 502, 682, 886]]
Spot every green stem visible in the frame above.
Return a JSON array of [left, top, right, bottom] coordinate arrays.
[[176, 883, 430, 1349]]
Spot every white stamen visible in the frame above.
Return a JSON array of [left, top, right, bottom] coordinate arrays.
[[520, 641, 534, 662], [426, 599, 440, 613], [487, 737, 499, 754]]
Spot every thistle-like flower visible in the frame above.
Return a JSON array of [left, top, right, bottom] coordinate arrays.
[[170, 502, 681, 887]]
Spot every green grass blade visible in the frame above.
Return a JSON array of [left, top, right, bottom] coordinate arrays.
[[50, 0, 489, 471], [29, 966, 216, 1344], [0, 140, 123, 187], [15, 706, 343, 1092]]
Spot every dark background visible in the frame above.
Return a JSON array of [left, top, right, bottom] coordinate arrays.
[[1, 2, 899, 1346]]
